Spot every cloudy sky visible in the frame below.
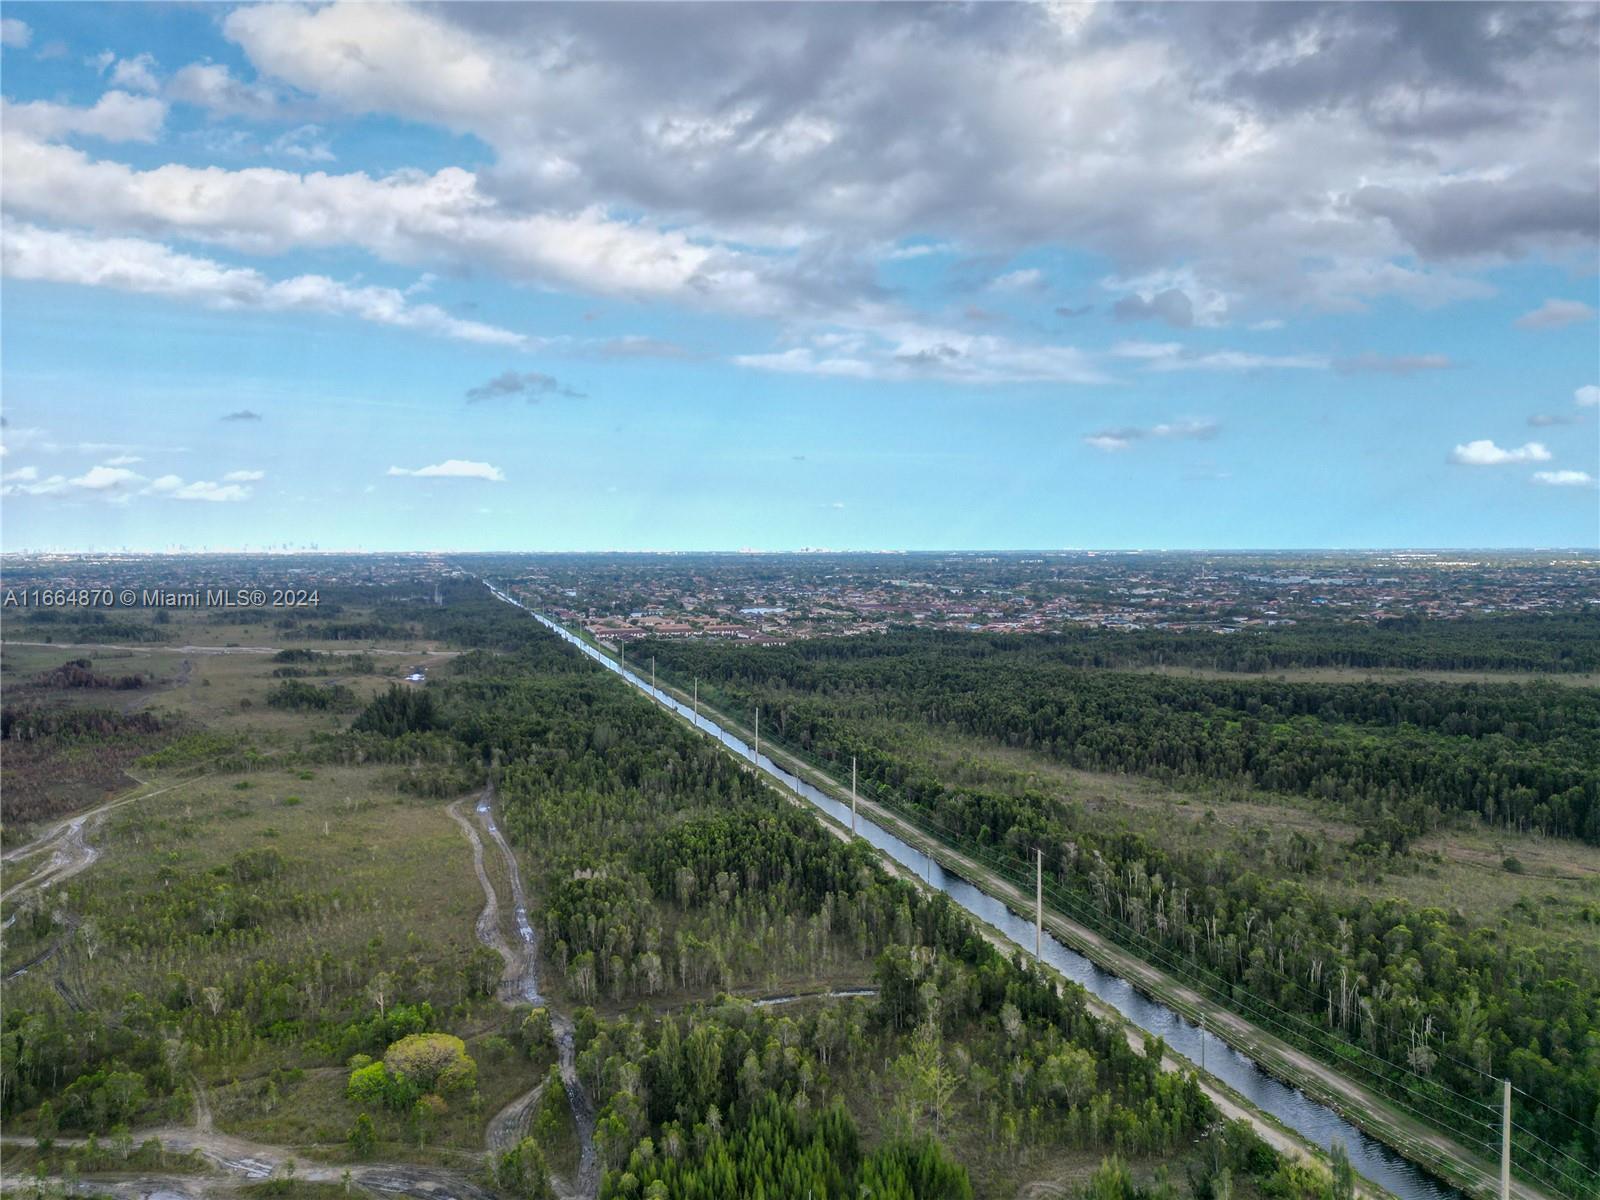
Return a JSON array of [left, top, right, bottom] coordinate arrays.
[[2, 1, 1597, 551]]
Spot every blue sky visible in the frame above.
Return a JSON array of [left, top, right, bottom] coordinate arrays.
[[2, 2, 1597, 551]]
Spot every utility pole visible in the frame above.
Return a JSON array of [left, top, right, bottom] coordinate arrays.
[[1035, 848, 1043, 959], [851, 756, 858, 837], [1501, 1079, 1511, 1200]]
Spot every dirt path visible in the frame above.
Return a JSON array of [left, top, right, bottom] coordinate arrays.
[[2, 773, 219, 950], [3, 772, 207, 872], [449, 787, 599, 1199]]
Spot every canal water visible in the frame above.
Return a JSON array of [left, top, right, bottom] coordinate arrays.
[[486, 584, 1466, 1200]]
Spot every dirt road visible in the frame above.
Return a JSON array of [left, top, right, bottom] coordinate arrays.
[[449, 788, 599, 1198]]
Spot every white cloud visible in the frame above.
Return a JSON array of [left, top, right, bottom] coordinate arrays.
[[735, 323, 1106, 386], [1, 133, 756, 310], [148, 474, 252, 502], [1, 473, 71, 497], [0, 91, 167, 143], [72, 464, 143, 491], [1, 17, 30, 48], [1576, 385, 1600, 408], [166, 61, 287, 121], [267, 124, 335, 163], [1, 459, 255, 502], [1, 222, 526, 346], [733, 347, 877, 380], [222, 469, 266, 482], [216, 2, 1598, 313], [104, 454, 143, 466], [989, 268, 1046, 293], [1111, 341, 1325, 371], [1531, 469, 1595, 487], [1448, 439, 1553, 466], [110, 54, 161, 94], [1514, 299, 1597, 330], [387, 459, 505, 481], [1155, 350, 1327, 372], [5, 462, 145, 499], [1084, 418, 1219, 452], [1110, 341, 1183, 360]]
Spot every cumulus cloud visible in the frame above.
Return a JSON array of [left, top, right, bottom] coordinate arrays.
[[1112, 289, 1194, 329], [4, 462, 146, 499], [1531, 469, 1595, 487], [214, 1, 1598, 313], [72, 464, 143, 491], [1084, 419, 1219, 452], [1333, 353, 1453, 375], [0, 461, 253, 503], [1, 17, 30, 48], [148, 474, 252, 502], [166, 61, 290, 121], [109, 54, 161, 94], [1, 91, 167, 143], [1514, 299, 1597, 329], [3, 1, 1596, 401], [1576, 385, 1600, 408], [1, 133, 771, 313], [465, 371, 584, 402], [1448, 439, 1552, 466], [1, 222, 525, 346], [386, 459, 505, 481]]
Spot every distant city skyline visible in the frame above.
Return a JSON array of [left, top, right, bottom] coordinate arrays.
[[2, 2, 1597, 552]]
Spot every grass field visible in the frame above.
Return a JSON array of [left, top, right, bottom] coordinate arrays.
[[2, 609, 550, 1171]]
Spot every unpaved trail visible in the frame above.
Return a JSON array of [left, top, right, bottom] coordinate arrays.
[[451, 786, 599, 1198], [3, 772, 208, 873], [191, 1076, 213, 1134], [486, 1076, 549, 1157], [4, 773, 215, 961]]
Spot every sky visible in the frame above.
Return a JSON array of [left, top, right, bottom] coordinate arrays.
[[1, 1, 1597, 553]]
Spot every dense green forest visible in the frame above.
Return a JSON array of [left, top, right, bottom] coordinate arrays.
[[639, 633, 1600, 1191], [644, 632, 1600, 843], [929, 615, 1600, 675]]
